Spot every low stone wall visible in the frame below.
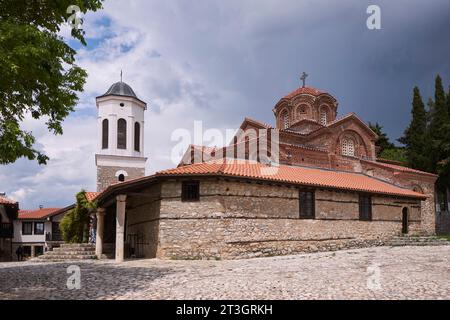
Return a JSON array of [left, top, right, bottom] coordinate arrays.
[[155, 179, 423, 260]]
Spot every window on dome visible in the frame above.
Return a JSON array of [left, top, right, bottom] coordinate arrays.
[[341, 138, 355, 157], [282, 111, 289, 129], [117, 119, 127, 149], [319, 108, 327, 125]]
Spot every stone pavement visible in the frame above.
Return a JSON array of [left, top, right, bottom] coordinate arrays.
[[0, 246, 449, 300]]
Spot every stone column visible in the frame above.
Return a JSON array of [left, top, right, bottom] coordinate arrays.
[[115, 195, 127, 262], [95, 208, 106, 258]]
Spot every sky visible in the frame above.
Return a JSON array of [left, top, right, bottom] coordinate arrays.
[[1, 0, 450, 209]]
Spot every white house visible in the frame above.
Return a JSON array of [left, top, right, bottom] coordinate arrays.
[[12, 206, 72, 260]]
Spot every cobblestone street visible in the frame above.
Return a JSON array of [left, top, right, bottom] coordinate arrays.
[[1, 246, 450, 300]]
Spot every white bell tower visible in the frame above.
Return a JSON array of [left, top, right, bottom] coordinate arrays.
[[95, 81, 147, 192]]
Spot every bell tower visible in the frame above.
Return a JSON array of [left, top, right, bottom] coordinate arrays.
[[95, 81, 147, 192]]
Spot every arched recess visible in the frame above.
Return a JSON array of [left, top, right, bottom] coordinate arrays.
[[102, 119, 109, 149], [117, 118, 127, 149], [134, 122, 140, 152], [296, 104, 311, 121], [319, 105, 330, 125], [279, 109, 290, 129], [336, 130, 369, 158], [115, 170, 128, 182]]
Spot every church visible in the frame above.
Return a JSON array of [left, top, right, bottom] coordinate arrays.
[[91, 77, 437, 262]]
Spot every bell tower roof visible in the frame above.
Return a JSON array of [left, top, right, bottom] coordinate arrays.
[[97, 81, 147, 106]]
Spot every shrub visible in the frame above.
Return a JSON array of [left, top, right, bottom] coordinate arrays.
[[60, 190, 96, 243]]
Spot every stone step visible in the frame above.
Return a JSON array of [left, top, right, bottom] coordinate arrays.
[[45, 251, 95, 256], [52, 247, 95, 253], [34, 254, 97, 261], [60, 243, 95, 248]]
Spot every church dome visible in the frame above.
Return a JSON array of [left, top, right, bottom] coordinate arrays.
[[101, 81, 138, 99]]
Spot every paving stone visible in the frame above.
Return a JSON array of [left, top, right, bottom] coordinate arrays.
[[0, 246, 449, 300]]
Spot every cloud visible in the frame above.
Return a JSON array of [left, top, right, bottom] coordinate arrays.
[[1, 0, 450, 209]]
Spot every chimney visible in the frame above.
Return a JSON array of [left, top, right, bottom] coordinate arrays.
[[39, 205, 44, 210]]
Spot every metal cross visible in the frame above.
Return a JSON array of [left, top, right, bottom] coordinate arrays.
[[300, 72, 308, 87], [120, 70, 123, 82]]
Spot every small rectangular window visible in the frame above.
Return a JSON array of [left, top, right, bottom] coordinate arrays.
[[182, 181, 200, 202], [299, 190, 315, 219], [22, 222, 33, 235], [359, 195, 372, 221], [34, 222, 45, 235]]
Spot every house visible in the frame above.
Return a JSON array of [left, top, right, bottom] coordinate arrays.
[[12, 206, 72, 260], [86, 80, 438, 262], [0, 195, 18, 262]]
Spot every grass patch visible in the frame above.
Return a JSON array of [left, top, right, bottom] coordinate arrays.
[[438, 235, 450, 241]]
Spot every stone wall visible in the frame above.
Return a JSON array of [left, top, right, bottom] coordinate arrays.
[[125, 184, 161, 258], [361, 161, 437, 235], [155, 178, 422, 260], [97, 165, 145, 192]]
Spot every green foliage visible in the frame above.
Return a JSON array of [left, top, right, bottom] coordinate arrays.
[[0, 0, 103, 165], [398, 87, 431, 171], [60, 190, 97, 243], [428, 76, 450, 175], [399, 75, 450, 188], [379, 148, 408, 164], [369, 122, 395, 156]]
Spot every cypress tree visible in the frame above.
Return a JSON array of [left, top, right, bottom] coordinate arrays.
[[399, 87, 429, 171], [429, 75, 450, 176]]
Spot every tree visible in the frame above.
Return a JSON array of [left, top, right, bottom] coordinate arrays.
[[429, 76, 450, 181], [379, 148, 408, 164], [447, 86, 450, 118], [60, 191, 96, 243], [398, 87, 430, 171], [369, 122, 395, 156], [0, 0, 103, 165]]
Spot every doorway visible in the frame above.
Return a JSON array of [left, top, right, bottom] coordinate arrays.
[[402, 207, 409, 234]]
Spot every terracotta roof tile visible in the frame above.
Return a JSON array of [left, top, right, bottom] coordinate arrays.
[[363, 160, 438, 177], [85, 192, 100, 202], [18, 208, 62, 220], [0, 196, 17, 205], [283, 86, 327, 99], [157, 160, 426, 199]]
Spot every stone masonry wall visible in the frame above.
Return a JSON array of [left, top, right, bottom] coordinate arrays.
[[125, 184, 161, 258], [97, 165, 145, 192], [156, 179, 422, 260]]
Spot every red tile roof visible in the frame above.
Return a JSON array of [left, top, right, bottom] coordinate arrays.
[[157, 160, 426, 199], [0, 196, 17, 205], [18, 208, 62, 220], [85, 192, 99, 202], [363, 159, 438, 177], [283, 86, 327, 99]]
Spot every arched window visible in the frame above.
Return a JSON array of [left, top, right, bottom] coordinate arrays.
[[134, 122, 140, 152], [319, 108, 327, 125], [281, 111, 289, 129], [117, 119, 127, 149], [118, 174, 125, 182], [342, 138, 355, 157], [102, 119, 109, 149]]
